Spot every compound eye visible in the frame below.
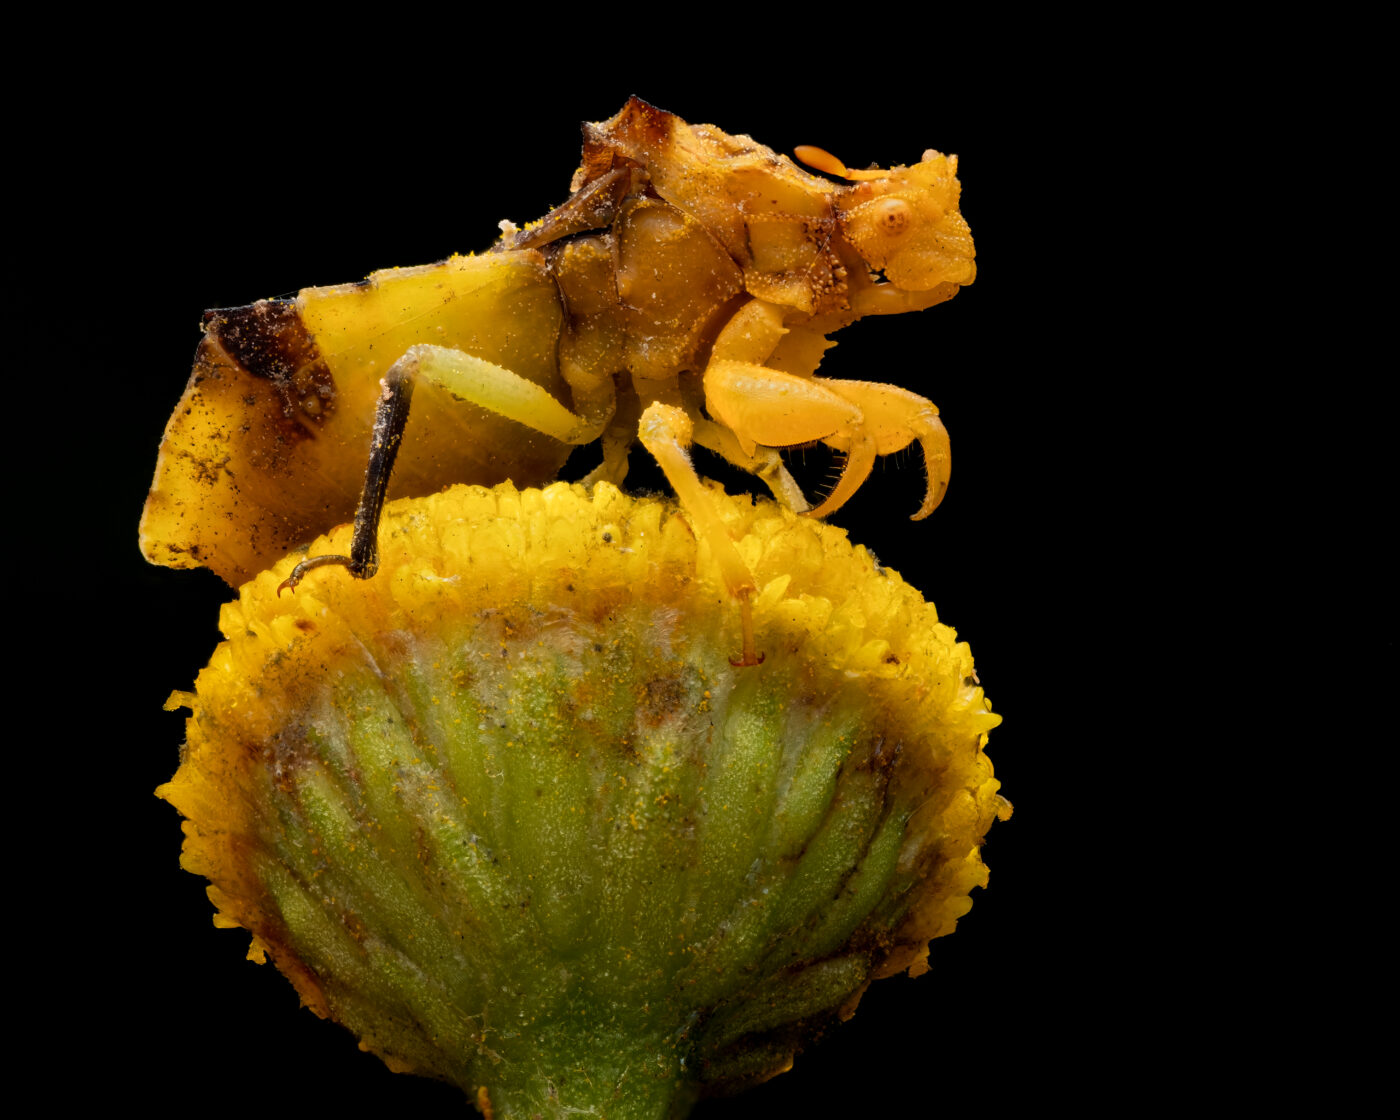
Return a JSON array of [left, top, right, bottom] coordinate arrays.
[[876, 198, 911, 233]]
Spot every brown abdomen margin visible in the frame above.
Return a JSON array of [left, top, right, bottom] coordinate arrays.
[[205, 300, 337, 430]]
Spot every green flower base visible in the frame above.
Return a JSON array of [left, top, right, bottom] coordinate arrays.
[[161, 482, 1007, 1117]]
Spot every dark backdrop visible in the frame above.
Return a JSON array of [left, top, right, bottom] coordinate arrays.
[[43, 58, 1157, 1117]]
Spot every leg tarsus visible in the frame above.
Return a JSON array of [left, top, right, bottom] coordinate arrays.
[[578, 392, 639, 488], [577, 437, 631, 488], [279, 553, 359, 596]]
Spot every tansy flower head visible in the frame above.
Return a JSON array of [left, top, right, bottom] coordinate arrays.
[[160, 480, 1008, 1117]]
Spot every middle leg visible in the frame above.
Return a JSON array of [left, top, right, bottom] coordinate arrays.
[[637, 401, 764, 667]]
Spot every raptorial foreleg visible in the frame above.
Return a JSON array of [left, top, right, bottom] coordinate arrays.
[[812, 379, 951, 519], [704, 358, 950, 521]]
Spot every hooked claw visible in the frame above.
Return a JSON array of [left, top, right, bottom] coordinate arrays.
[[277, 553, 356, 596], [912, 413, 951, 520]]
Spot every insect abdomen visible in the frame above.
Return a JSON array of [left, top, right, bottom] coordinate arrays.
[[141, 252, 572, 586]]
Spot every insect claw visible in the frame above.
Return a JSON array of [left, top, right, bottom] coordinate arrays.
[[911, 414, 951, 520], [278, 553, 355, 595]]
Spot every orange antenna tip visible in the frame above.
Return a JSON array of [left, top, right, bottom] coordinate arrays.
[[795, 145, 850, 178]]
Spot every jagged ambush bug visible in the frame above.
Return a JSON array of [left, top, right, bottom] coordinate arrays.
[[139, 97, 975, 663], [146, 102, 1005, 1116]]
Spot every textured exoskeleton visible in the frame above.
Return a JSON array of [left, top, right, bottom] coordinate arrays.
[[141, 98, 975, 662]]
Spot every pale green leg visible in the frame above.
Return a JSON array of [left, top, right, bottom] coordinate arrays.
[[401, 343, 601, 445]]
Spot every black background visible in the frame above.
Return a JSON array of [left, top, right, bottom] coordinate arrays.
[[36, 45, 1183, 1117]]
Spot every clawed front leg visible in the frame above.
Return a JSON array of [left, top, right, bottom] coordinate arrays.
[[699, 302, 951, 519], [706, 362, 951, 520], [809, 379, 951, 519], [281, 344, 601, 594]]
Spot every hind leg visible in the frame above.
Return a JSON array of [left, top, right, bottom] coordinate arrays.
[[281, 344, 603, 591]]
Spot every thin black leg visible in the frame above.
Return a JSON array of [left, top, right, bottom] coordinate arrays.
[[280, 360, 416, 593]]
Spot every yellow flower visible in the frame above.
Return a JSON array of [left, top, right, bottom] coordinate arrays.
[[160, 480, 1008, 1117]]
